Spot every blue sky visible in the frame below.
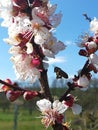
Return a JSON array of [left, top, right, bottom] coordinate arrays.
[[0, 0, 98, 82]]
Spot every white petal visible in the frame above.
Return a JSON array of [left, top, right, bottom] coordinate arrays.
[[34, 27, 50, 45], [43, 49, 55, 58], [71, 103, 82, 115], [3, 38, 19, 45], [53, 100, 67, 114], [48, 4, 57, 16], [53, 100, 59, 108], [50, 12, 62, 28], [77, 75, 89, 87], [36, 99, 51, 111], [49, 37, 66, 55], [89, 53, 98, 65], [26, 42, 33, 54], [0, 0, 12, 7], [90, 17, 98, 33]]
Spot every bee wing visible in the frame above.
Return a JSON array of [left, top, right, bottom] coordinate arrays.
[[54, 67, 68, 79], [60, 70, 68, 79]]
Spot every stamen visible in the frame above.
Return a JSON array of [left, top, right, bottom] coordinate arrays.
[[23, 31, 33, 39]]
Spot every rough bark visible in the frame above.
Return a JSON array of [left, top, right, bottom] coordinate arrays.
[[39, 69, 53, 102]]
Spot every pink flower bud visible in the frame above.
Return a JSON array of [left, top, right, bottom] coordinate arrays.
[[23, 91, 38, 100], [6, 90, 22, 102], [31, 58, 41, 67], [2, 79, 12, 92], [64, 94, 74, 108], [79, 49, 88, 56]]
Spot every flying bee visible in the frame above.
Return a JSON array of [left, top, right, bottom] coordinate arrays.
[[54, 67, 68, 79]]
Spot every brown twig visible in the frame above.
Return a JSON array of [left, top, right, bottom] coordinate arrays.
[[83, 13, 92, 22], [0, 79, 23, 91], [59, 88, 73, 102], [39, 69, 53, 102], [0, 79, 43, 98]]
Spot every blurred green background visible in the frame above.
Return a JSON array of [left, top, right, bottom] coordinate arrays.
[[0, 78, 98, 130]]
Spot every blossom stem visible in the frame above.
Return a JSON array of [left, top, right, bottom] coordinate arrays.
[[0, 79, 43, 99], [59, 88, 73, 102], [39, 69, 53, 102], [83, 13, 92, 22], [79, 59, 89, 76], [0, 79, 22, 91], [52, 122, 63, 130]]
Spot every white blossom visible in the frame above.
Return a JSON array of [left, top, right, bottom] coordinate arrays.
[[43, 36, 66, 57], [77, 75, 89, 88], [90, 17, 98, 33], [36, 99, 52, 111], [0, 0, 65, 82], [37, 99, 67, 113], [9, 46, 40, 82], [53, 100, 67, 113]]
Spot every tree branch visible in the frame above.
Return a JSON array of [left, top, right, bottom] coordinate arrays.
[[39, 69, 53, 102]]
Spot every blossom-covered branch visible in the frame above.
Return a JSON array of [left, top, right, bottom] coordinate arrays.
[[0, 79, 40, 101], [0, 0, 98, 130], [0, 0, 66, 83]]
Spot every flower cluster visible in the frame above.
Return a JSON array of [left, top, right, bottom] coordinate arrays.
[[36, 97, 81, 128], [78, 17, 98, 72], [0, 0, 66, 82], [1, 1, 98, 130], [0, 79, 38, 101], [66, 17, 98, 91]]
